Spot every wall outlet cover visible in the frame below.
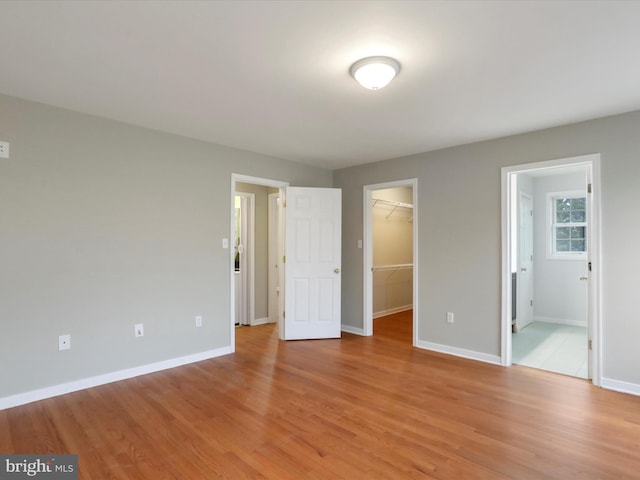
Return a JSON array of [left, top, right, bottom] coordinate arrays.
[[0, 141, 9, 159]]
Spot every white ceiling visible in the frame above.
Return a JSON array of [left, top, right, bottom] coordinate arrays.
[[1, 1, 640, 170]]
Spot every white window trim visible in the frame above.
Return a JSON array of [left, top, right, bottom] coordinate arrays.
[[547, 189, 587, 260]]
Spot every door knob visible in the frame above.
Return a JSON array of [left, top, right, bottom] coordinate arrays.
[[334, 268, 341, 274], [579, 276, 588, 281], [520, 267, 527, 272]]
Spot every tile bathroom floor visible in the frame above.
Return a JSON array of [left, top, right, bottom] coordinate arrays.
[[512, 321, 588, 379]]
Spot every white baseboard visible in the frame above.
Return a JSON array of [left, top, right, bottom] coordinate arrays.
[[416, 340, 502, 366], [250, 317, 275, 326], [373, 304, 413, 319], [0, 346, 233, 411], [535, 316, 587, 328], [601, 378, 640, 397], [341, 324, 366, 336]]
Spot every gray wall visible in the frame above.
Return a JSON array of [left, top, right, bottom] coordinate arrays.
[[334, 109, 640, 386], [3, 90, 640, 400], [0, 94, 332, 398]]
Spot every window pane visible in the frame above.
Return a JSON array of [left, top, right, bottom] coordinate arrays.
[[556, 199, 571, 212], [571, 210, 586, 222], [556, 227, 570, 239], [570, 226, 585, 239], [572, 197, 586, 210], [552, 195, 588, 256], [571, 239, 585, 252]]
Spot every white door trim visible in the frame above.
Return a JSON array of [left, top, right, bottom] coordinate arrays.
[[363, 178, 418, 345], [500, 154, 602, 386], [230, 174, 289, 352], [268, 193, 281, 324]]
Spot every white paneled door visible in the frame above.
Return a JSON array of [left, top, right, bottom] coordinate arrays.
[[517, 192, 534, 331], [284, 187, 341, 340]]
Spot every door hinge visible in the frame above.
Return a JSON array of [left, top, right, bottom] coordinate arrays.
[[587, 183, 592, 194], [283, 200, 287, 208], [588, 261, 592, 272], [530, 209, 533, 216], [282, 255, 286, 264], [283, 311, 286, 319], [588, 339, 593, 350], [530, 300, 533, 307]]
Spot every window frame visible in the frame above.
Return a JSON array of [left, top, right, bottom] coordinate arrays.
[[547, 190, 587, 260]]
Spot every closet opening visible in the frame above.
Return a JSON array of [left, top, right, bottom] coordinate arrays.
[[363, 179, 418, 345]]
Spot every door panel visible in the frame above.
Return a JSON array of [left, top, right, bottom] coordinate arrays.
[[517, 192, 534, 330], [284, 187, 341, 340]]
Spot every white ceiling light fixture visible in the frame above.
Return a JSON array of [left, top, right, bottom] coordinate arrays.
[[350, 56, 401, 90]]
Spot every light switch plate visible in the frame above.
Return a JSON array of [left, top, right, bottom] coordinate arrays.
[[0, 141, 9, 159], [135, 323, 144, 337], [59, 334, 71, 351]]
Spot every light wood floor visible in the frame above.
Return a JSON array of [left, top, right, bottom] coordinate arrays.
[[2, 310, 640, 479]]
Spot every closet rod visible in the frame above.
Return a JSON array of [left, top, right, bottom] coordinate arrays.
[[372, 263, 413, 272], [372, 198, 413, 209]]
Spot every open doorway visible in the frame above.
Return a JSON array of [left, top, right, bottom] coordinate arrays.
[[231, 176, 342, 347], [501, 154, 602, 385], [230, 175, 288, 351], [512, 166, 589, 378], [363, 179, 418, 344]]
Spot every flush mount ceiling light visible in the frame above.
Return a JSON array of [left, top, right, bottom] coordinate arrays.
[[349, 56, 401, 90]]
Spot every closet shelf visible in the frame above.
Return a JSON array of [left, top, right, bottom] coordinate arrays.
[[372, 263, 414, 272], [372, 198, 414, 220]]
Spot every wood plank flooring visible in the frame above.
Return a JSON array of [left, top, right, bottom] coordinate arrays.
[[2, 310, 640, 479]]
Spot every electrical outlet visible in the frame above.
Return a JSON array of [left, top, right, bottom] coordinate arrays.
[[0, 141, 9, 159], [59, 334, 71, 351], [195, 315, 203, 327], [135, 323, 144, 337], [446, 312, 455, 324]]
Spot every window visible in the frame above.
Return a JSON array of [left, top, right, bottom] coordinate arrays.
[[548, 191, 587, 258]]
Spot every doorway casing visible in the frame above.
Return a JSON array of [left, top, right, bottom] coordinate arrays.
[[500, 154, 602, 385], [363, 179, 418, 344]]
